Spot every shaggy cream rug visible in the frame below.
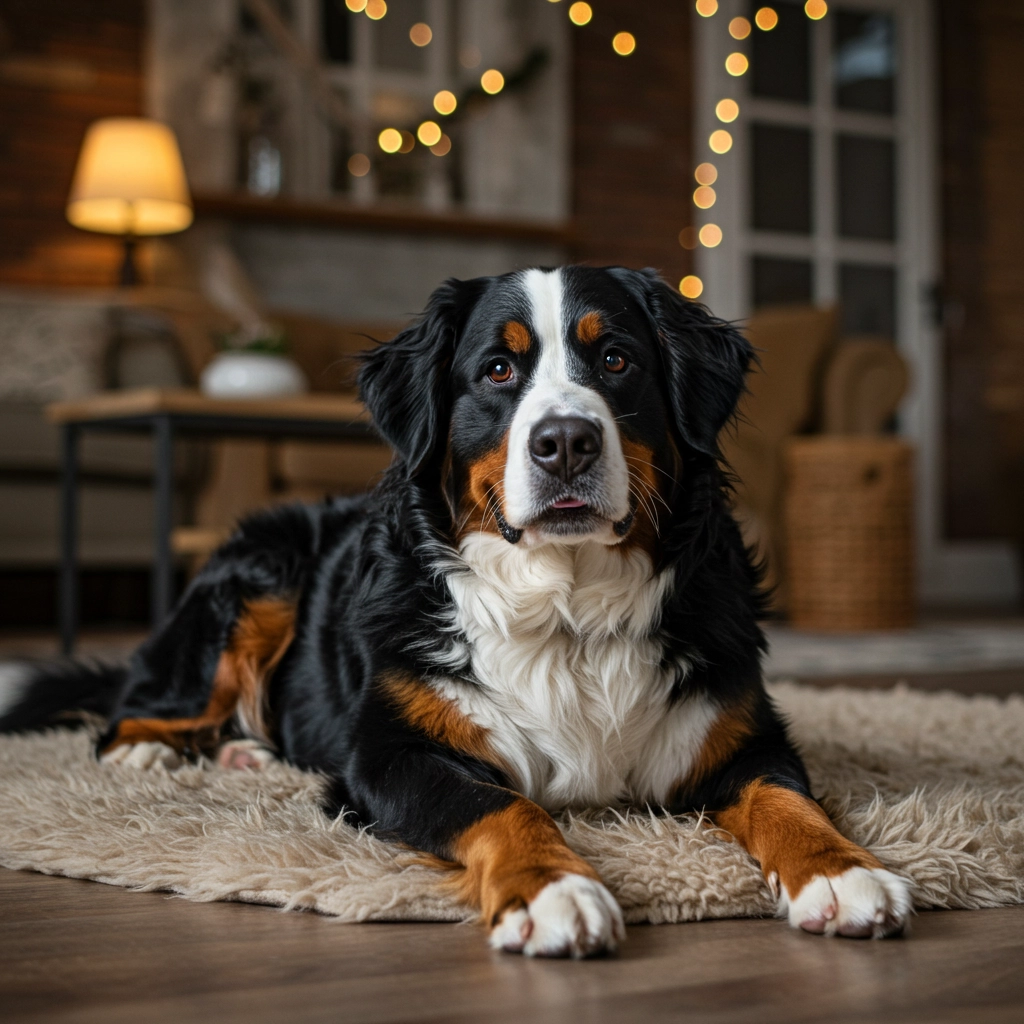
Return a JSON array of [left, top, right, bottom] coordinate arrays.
[[1, 682, 1022, 924]]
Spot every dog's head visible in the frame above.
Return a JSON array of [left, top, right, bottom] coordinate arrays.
[[359, 266, 752, 550]]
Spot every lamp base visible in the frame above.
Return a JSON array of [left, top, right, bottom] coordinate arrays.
[[119, 238, 139, 287]]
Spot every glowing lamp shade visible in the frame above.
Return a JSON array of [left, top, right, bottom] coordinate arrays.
[[67, 119, 192, 238]]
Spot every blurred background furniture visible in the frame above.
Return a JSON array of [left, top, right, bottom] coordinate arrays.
[[48, 389, 374, 652], [720, 303, 909, 613], [784, 437, 915, 631]]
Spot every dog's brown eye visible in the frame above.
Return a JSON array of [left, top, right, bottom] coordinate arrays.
[[604, 351, 627, 373], [487, 360, 513, 384]]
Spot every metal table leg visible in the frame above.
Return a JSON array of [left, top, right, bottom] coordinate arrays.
[[152, 415, 174, 629], [59, 424, 79, 656]]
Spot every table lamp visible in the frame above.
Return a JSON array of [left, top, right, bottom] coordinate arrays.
[[66, 118, 193, 286]]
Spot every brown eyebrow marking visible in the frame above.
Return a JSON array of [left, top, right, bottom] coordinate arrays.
[[502, 321, 531, 354], [576, 311, 604, 344]]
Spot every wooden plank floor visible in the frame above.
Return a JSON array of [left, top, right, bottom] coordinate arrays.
[[1, 869, 1022, 1024]]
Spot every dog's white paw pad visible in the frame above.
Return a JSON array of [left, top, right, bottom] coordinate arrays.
[[101, 741, 182, 771], [216, 740, 276, 771], [785, 866, 912, 939], [490, 874, 625, 959]]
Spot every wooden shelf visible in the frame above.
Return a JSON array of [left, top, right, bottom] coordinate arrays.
[[192, 192, 573, 246]]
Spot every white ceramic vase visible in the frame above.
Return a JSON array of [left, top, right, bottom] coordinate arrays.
[[200, 352, 307, 398]]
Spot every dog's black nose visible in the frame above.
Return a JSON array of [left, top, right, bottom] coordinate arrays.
[[529, 416, 602, 482]]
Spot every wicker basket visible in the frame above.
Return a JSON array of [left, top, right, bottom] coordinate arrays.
[[784, 437, 915, 631]]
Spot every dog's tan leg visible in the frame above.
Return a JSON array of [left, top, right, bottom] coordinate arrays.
[[715, 779, 912, 938]]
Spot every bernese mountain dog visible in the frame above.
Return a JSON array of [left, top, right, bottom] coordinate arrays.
[[0, 266, 911, 956]]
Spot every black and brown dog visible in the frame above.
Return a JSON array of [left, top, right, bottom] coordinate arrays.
[[0, 266, 911, 955]]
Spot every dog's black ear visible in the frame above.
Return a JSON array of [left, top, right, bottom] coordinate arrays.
[[358, 278, 483, 477], [608, 267, 753, 457]]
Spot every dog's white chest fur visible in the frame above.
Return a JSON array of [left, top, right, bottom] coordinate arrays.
[[439, 533, 717, 812]]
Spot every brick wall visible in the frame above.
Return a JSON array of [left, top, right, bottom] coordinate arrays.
[[570, 1, 694, 286], [0, 1, 144, 288], [940, 0, 1024, 543]]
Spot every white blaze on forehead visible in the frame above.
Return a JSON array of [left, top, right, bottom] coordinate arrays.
[[521, 267, 569, 388], [500, 268, 631, 534]]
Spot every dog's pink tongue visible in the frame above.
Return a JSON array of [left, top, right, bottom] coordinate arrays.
[[552, 498, 587, 509]]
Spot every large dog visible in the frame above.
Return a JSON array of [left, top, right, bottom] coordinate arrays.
[[0, 266, 911, 956]]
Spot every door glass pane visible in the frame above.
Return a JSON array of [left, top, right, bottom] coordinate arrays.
[[750, 0, 811, 104], [839, 263, 896, 337], [752, 256, 814, 308], [752, 123, 813, 233], [834, 10, 896, 114], [837, 134, 895, 240], [322, 0, 352, 64], [375, 0, 427, 73]]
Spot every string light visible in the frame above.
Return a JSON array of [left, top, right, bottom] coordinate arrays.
[[568, 2, 592, 25], [679, 226, 699, 250], [716, 98, 739, 122], [377, 128, 402, 153], [709, 129, 733, 153], [699, 224, 723, 247], [693, 185, 717, 209], [729, 17, 751, 39], [804, 0, 827, 18], [430, 134, 452, 156], [755, 7, 778, 29], [365, 0, 386, 18], [398, 130, 415, 153], [680, 275, 704, 298], [409, 23, 432, 46], [433, 90, 457, 115], [725, 52, 749, 76], [695, 0, 718, 16], [480, 69, 505, 94], [695, 162, 718, 185], [345, 0, 366, 10], [417, 121, 442, 146], [347, 153, 370, 176], [612, 32, 636, 55]]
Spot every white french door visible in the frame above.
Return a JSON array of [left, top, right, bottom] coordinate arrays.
[[691, 0, 1012, 603]]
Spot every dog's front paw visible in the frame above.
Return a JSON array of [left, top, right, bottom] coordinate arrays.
[[100, 741, 182, 770], [489, 874, 625, 958], [783, 866, 912, 938], [216, 739, 276, 770]]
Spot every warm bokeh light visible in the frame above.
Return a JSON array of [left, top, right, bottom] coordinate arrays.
[[699, 223, 723, 247], [433, 90, 457, 115], [430, 134, 452, 156], [409, 22, 432, 46], [729, 16, 751, 39], [725, 52, 749, 76], [377, 128, 402, 153], [398, 130, 415, 154], [480, 69, 505, 94], [805, 0, 827, 18], [716, 98, 739, 122], [693, 185, 717, 209], [678, 226, 699, 250], [755, 6, 778, 29], [695, 162, 718, 185], [66, 118, 193, 236], [345, 0, 367, 10], [460, 45, 481, 68], [365, 0, 387, 18], [695, 0, 718, 16], [347, 153, 371, 176], [417, 120, 442, 146], [612, 32, 636, 55], [680, 275, 704, 299], [569, 2, 592, 25], [709, 129, 733, 153]]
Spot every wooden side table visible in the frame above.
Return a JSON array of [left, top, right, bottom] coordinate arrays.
[[46, 388, 376, 654]]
